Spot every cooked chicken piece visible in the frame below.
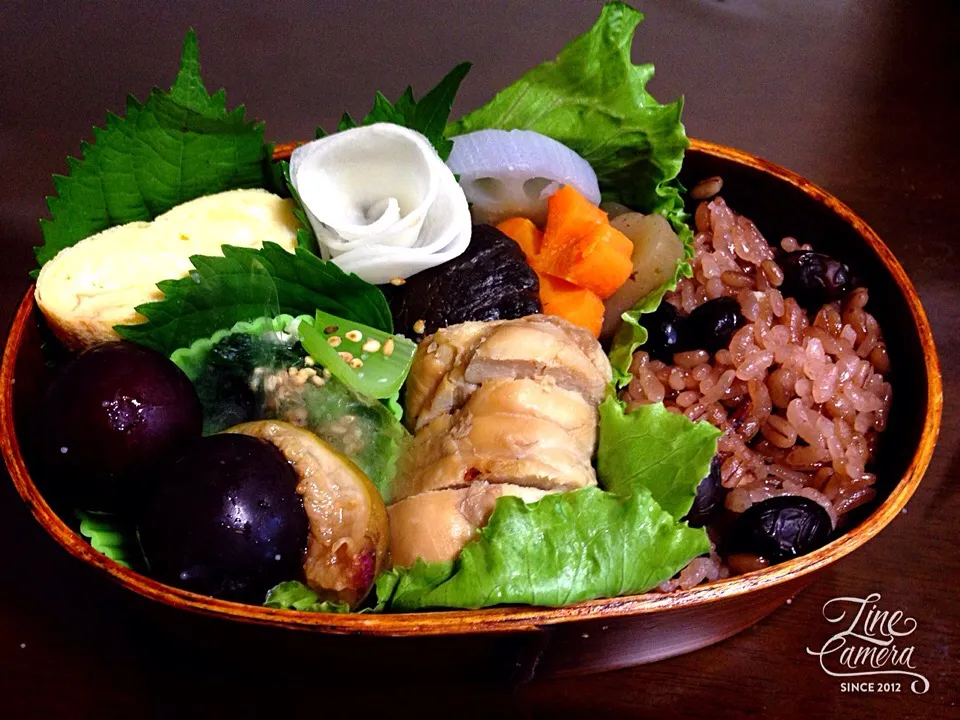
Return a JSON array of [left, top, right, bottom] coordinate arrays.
[[463, 315, 612, 405], [463, 377, 597, 451], [403, 320, 494, 431], [388, 482, 551, 566], [392, 410, 597, 501], [390, 314, 611, 567], [405, 315, 612, 430]]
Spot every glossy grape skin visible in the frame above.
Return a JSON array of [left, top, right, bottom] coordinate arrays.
[[137, 434, 308, 603], [37, 342, 202, 511]]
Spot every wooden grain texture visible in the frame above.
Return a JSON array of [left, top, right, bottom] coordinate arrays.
[[1, 0, 957, 717]]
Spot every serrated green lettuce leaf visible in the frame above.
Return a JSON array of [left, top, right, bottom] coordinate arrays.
[[375, 398, 713, 611], [35, 29, 271, 274], [378, 487, 708, 611], [597, 396, 720, 519], [447, 2, 687, 219]]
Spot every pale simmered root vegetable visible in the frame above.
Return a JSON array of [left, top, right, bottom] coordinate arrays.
[[226, 420, 388, 608], [601, 212, 685, 342], [390, 315, 611, 566], [36, 189, 299, 350], [388, 483, 550, 566]]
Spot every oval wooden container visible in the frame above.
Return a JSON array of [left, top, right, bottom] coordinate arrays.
[[0, 140, 941, 680]]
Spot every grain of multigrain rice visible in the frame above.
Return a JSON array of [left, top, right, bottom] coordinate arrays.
[[626, 195, 891, 591]]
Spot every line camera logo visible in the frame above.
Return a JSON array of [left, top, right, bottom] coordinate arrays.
[[806, 592, 930, 694]]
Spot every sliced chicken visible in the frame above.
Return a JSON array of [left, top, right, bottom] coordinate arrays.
[[393, 409, 596, 500], [389, 314, 612, 568], [404, 320, 494, 431], [464, 316, 611, 405], [388, 483, 551, 566], [463, 377, 597, 450]]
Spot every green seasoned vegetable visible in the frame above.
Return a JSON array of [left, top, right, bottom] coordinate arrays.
[[265, 366, 409, 501], [299, 311, 416, 400], [320, 63, 472, 161], [264, 581, 350, 613], [448, 3, 687, 222], [597, 397, 720, 517], [171, 315, 408, 496], [375, 397, 714, 611], [34, 29, 271, 275], [115, 242, 393, 355], [171, 316, 304, 435]]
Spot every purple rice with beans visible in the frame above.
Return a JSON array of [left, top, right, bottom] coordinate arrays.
[[622, 194, 892, 590]]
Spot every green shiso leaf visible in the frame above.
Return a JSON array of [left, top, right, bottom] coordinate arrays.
[[375, 398, 713, 611], [114, 242, 392, 355], [299, 311, 416, 400], [447, 2, 688, 221], [34, 29, 272, 275], [320, 63, 472, 161], [264, 581, 350, 613]]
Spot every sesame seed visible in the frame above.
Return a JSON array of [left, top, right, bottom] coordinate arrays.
[[389, 276, 406, 286], [287, 366, 298, 377], [324, 325, 338, 334], [338, 351, 354, 362], [311, 375, 326, 387], [345, 330, 363, 343], [349, 357, 364, 369], [382, 338, 395, 357], [327, 335, 342, 348], [322, 368, 332, 379], [413, 319, 426, 335], [302, 367, 317, 377], [304, 356, 315, 367], [361, 338, 381, 353]]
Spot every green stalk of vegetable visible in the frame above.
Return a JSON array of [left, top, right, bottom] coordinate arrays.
[[299, 311, 416, 400]]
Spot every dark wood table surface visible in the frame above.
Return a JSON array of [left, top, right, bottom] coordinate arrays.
[[1, 1, 957, 717]]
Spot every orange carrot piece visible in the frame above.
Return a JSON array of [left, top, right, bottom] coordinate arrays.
[[542, 185, 608, 252], [496, 217, 543, 261], [537, 272, 605, 338], [538, 224, 634, 299]]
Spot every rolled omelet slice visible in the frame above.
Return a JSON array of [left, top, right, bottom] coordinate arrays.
[[36, 188, 300, 350]]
